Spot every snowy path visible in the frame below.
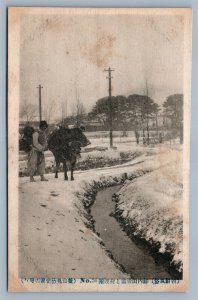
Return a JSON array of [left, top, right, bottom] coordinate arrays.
[[19, 177, 128, 278]]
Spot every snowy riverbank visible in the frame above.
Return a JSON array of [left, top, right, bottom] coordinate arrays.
[[113, 149, 183, 276], [19, 145, 183, 278]]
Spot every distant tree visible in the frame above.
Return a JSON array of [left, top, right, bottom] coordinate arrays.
[[88, 97, 109, 129], [111, 95, 128, 130], [72, 98, 86, 123], [88, 94, 159, 144], [44, 100, 55, 124], [61, 100, 68, 123], [20, 101, 37, 122], [163, 94, 183, 143], [126, 95, 143, 143], [152, 102, 161, 133], [127, 94, 158, 145]]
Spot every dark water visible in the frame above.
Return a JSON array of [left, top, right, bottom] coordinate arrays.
[[91, 186, 171, 279]]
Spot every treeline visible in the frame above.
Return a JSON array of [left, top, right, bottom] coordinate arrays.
[[62, 93, 183, 144], [88, 94, 160, 130], [88, 93, 183, 144]]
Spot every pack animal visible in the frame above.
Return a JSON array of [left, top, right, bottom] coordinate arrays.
[[48, 127, 90, 180], [19, 125, 35, 152]]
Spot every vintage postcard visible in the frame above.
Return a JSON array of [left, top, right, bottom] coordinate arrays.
[[8, 7, 192, 292]]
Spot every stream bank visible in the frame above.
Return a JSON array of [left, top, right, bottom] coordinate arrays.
[[79, 171, 182, 279]]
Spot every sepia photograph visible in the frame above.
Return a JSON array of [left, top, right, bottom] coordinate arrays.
[[8, 7, 192, 292]]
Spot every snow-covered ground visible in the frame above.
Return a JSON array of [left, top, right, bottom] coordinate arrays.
[[114, 148, 183, 273], [19, 143, 183, 277]]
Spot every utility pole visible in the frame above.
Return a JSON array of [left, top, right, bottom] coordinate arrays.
[[37, 84, 43, 123], [145, 79, 150, 145], [104, 66, 115, 148]]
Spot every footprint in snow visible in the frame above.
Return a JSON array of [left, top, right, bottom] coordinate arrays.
[[56, 213, 65, 217], [50, 191, 59, 197]]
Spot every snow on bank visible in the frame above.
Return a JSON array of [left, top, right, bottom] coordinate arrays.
[[113, 149, 183, 274]]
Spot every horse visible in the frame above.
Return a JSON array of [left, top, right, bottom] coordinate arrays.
[[48, 127, 90, 180]]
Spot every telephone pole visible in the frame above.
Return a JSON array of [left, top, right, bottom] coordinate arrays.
[[104, 67, 115, 148], [37, 84, 43, 122], [145, 79, 150, 145]]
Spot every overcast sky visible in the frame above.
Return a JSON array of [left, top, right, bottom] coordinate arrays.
[[20, 12, 184, 121]]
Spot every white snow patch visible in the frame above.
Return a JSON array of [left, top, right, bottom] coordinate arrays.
[[115, 149, 183, 272]]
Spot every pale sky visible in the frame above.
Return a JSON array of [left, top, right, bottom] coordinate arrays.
[[20, 12, 184, 121]]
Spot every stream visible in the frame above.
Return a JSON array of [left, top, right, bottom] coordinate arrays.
[[91, 185, 172, 279]]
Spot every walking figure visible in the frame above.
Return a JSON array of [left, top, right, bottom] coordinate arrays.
[[28, 121, 48, 182]]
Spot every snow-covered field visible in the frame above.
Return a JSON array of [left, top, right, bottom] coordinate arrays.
[[19, 132, 180, 176], [19, 134, 147, 176], [19, 142, 183, 277]]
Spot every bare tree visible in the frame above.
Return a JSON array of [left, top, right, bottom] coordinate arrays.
[[44, 100, 55, 124], [20, 101, 37, 122], [72, 98, 86, 123], [61, 100, 68, 123]]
